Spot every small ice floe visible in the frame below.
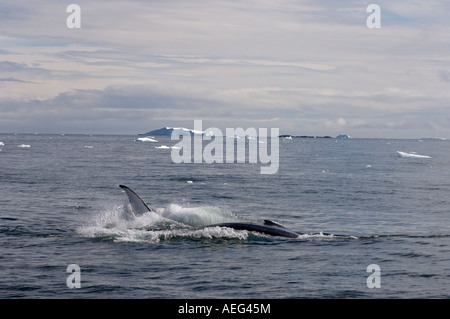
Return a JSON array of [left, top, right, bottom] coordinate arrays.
[[17, 144, 31, 148], [0, 142, 4, 146], [396, 151, 431, 159], [155, 145, 181, 149], [186, 180, 194, 184], [84, 145, 94, 149], [135, 137, 158, 143]]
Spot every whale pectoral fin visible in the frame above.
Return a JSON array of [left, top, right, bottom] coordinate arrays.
[[119, 185, 153, 216], [263, 219, 286, 228]]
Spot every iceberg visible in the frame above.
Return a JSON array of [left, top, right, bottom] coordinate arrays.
[[336, 134, 351, 139], [135, 137, 158, 143], [155, 145, 181, 149], [396, 151, 431, 159]]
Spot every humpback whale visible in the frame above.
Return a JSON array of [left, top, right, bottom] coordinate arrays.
[[119, 185, 299, 238]]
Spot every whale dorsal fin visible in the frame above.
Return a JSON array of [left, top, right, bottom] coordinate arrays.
[[119, 185, 153, 216], [263, 219, 286, 228]]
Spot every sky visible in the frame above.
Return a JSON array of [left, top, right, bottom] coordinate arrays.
[[1, 0, 450, 138]]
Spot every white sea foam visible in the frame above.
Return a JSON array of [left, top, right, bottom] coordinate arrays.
[[77, 202, 248, 243], [161, 204, 244, 227], [297, 231, 334, 239]]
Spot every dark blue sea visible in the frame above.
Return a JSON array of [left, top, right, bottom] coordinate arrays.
[[1, 134, 449, 299]]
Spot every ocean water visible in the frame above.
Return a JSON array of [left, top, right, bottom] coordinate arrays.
[[1, 134, 449, 299]]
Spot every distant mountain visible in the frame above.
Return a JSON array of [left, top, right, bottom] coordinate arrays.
[[139, 127, 205, 136]]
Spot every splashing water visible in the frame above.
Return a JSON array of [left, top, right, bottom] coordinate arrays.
[[76, 202, 250, 243]]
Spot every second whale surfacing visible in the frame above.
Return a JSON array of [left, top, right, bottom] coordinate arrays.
[[119, 185, 300, 239]]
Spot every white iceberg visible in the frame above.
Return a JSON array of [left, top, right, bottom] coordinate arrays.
[[396, 151, 431, 159], [17, 144, 31, 148], [155, 145, 181, 150], [135, 137, 158, 143]]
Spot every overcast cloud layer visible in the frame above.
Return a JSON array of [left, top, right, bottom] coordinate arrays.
[[1, 0, 450, 137]]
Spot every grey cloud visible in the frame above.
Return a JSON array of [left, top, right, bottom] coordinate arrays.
[[0, 77, 28, 82], [439, 70, 450, 83], [0, 61, 52, 78], [0, 61, 28, 72], [1, 0, 450, 138]]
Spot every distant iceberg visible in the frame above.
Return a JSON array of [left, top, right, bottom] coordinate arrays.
[[17, 144, 31, 148], [155, 145, 181, 149], [135, 137, 158, 142], [396, 151, 431, 159], [140, 127, 210, 136], [336, 134, 351, 139], [0, 142, 4, 146], [419, 137, 447, 141]]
